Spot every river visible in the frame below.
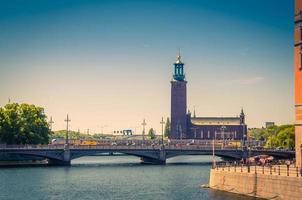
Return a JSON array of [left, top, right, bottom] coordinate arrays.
[[0, 155, 255, 200]]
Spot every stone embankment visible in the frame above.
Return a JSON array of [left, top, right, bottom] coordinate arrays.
[[209, 164, 302, 200]]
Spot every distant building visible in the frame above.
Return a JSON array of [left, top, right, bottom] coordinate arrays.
[[187, 109, 247, 140], [265, 122, 275, 128], [113, 130, 133, 136], [169, 54, 247, 140], [170, 54, 187, 139]]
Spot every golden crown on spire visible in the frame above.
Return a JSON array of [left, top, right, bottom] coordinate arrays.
[[176, 52, 182, 64]]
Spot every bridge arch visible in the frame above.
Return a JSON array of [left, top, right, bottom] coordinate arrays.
[[70, 149, 164, 164]]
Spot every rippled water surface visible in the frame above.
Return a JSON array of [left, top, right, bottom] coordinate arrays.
[[0, 156, 255, 200]]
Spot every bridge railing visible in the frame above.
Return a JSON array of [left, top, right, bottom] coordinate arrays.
[[0, 144, 58, 149], [215, 162, 302, 177], [0, 144, 241, 150], [69, 145, 160, 150], [0, 144, 294, 153]]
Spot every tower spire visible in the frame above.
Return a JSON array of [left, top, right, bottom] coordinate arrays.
[[176, 49, 182, 64], [240, 108, 245, 124], [193, 106, 196, 118], [173, 52, 185, 81]]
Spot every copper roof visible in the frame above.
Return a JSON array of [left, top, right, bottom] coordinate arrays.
[[191, 117, 241, 126]]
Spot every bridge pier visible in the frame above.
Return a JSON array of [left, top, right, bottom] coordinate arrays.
[[140, 148, 166, 165], [47, 144, 71, 166], [47, 159, 71, 166], [140, 157, 166, 165]]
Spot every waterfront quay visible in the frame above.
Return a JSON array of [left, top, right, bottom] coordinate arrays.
[[209, 163, 302, 200]]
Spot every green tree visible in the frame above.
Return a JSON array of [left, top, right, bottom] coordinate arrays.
[[260, 124, 295, 149], [50, 130, 113, 140], [276, 125, 295, 149], [248, 124, 295, 150], [248, 128, 266, 141], [164, 117, 171, 138], [264, 135, 279, 148], [148, 128, 156, 140], [0, 103, 50, 144]]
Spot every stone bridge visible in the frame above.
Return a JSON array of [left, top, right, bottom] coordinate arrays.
[[0, 145, 295, 165]]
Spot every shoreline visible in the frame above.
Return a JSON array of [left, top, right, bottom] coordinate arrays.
[[209, 165, 302, 200]]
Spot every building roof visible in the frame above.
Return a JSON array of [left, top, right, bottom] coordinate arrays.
[[191, 117, 241, 126]]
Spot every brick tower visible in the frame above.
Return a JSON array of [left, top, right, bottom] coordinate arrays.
[[295, 0, 302, 167], [170, 53, 187, 139]]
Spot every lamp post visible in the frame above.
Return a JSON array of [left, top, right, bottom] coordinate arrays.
[[212, 131, 216, 169], [160, 117, 165, 145], [142, 119, 147, 145], [49, 116, 54, 133], [64, 114, 71, 146]]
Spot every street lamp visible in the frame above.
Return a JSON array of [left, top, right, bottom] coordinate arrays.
[[141, 119, 147, 145], [212, 131, 217, 169], [49, 116, 54, 133], [160, 117, 165, 145], [64, 114, 71, 146]]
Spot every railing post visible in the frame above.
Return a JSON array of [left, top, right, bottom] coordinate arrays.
[[287, 165, 289, 176], [270, 166, 272, 175], [234, 164, 236, 172], [241, 164, 243, 172], [278, 166, 280, 175], [296, 167, 299, 177], [254, 165, 257, 174], [262, 165, 264, 174]]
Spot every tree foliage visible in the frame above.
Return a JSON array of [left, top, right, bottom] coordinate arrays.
[[148, 128, 156, 140], [50, 130, 110, 140], [164, 117, 171, 138], [249, 124, 295, 150], [0, 103, 50, 144]]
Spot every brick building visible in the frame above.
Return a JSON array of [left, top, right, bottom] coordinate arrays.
[[169, 54, 247, 140], [295, 0, 302, 167]]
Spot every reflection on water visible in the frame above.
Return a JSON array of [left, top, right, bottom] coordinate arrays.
[[0, 156, 255, 200]]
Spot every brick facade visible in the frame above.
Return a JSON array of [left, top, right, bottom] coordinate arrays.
[[295, 0, 302, 167], [170, 80, 187, 139]]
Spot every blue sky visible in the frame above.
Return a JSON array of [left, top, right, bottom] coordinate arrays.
[[0, 0, 294, 133]]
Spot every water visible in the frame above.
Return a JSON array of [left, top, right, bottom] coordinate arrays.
[[0, 156, 255, 200]]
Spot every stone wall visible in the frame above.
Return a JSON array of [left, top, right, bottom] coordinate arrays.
[[209, 169, 302, 200]]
